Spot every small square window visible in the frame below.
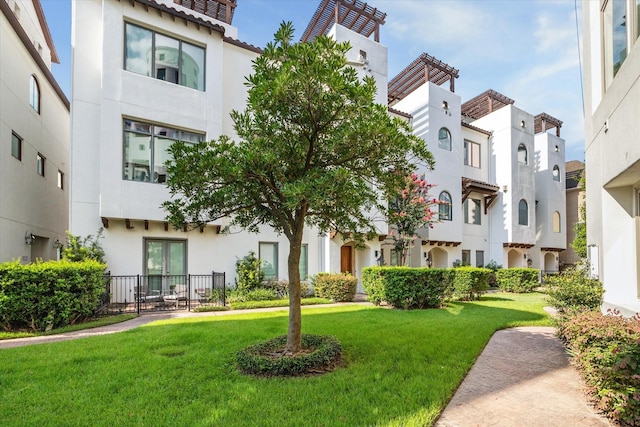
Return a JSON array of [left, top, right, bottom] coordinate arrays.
[[36, 153, 45, 176], [11, 132, 22, 160]]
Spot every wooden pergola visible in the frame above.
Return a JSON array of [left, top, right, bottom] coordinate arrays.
[[172, 0, 237, 24], [461, 89, 514, 120], [301, 0, 386, 42], [534, 113, 563, 137], [388, 53, 459, 104], [461, 177, 500, 215]]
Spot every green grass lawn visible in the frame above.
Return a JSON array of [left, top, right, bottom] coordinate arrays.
[[0, 292, 551, 427]]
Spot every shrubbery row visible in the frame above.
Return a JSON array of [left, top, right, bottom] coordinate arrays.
[[0, 260, 106, 331]]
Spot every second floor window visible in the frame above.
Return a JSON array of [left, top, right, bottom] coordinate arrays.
[[518, 199, 528, 226], [438, 127, 452, 151], [517, 143, 528, 164], [464, 198, 481, 225], [439, 191, 452, 221], [464, 140, 480, 168], [124, 22, 206, 91]]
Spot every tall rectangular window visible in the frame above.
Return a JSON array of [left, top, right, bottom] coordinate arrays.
[[57, 170, 64, 189], [461, 250, 471, 266], [11, 132, 22, 160], [604, 0, 628, 87], [36, 153, 45, 176], [124, 22, 206, 91], [259, 242, 278, 281], [464, 140, 481, 168], [299, 244, 308, 280], [476, 250, 484, 267], [123, 119, 204, 183], [464, 198, 481, 225]]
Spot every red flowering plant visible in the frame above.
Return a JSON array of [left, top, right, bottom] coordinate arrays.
[[387, 174, 442, 266]]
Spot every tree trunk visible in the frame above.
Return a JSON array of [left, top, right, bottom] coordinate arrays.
[[284, 228, 303, 354]]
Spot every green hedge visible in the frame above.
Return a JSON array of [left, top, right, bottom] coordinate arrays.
[[495, 268, 539, 293], [452, 267, 491, 301], [545, 266, 604, 311], [312, 273, 357, 302], [362, 267, 454, 309], [0, 260, 106, 331]]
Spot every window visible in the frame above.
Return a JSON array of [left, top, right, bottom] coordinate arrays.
[[36, 153, 45, 176], [145, 239, 186, 294], [517, 144, 528, 164], [439, 191, 452, 221], [518, 199, 528, 226], [604, 0, 628, 87], [464, 140, 481, 168], [552, 165, 561, 182], [462, 250, 471, 266], [259, 242, 278, 280], [11, 132, 22, 160], [476, 250, 484, 267], [29, 75, 40, 113], [553, 211, 561, 233], [123, 119, 204, 183], [464, 198, 481, 225], [299, 244, 308, 280], [124, 22, 205, 91], [57, 170, 64, 189], [438, 127, 451, 151]]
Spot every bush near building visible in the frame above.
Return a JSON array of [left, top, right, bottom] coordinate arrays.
[[312, 273, 357, 302], [495, 268, 539, 293], [545, 263, 604, 312], [452, 267, 491, 301], [0, 260, 106, 331], [556, 310, 640, 426]]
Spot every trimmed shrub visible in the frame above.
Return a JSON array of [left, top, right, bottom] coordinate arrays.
[[557, 310, 640, 425], [545, 264, 604, 311], [235, 251, 264, 292], [312, 273, 357, 302], [452, 267, 491, 301], [362, 267, 453, 309], [263, 280, 312, 299], [226, 288, 278, 303], [495, 268, 539, 293], [0, 260, 106, 331], [237, 334, 342, 376]]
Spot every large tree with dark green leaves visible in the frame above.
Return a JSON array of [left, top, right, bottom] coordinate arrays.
[[163, 22, 433, 354]]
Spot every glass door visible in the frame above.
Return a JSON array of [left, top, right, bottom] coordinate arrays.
[[145, 239, 186, 295]]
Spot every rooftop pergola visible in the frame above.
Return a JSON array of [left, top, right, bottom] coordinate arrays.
[[461, 89, 514, 120], [388, 53, 459, 104], [301, 0, 386, 42], [534, 112, 563, 137], [172, 0, 236, 24]]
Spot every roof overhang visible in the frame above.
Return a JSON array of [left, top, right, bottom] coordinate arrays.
[[388, 53, 459, 104], [462, 177, 500, 214]]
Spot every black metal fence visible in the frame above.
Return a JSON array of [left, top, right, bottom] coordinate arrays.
[[101, 272, 226, 314]]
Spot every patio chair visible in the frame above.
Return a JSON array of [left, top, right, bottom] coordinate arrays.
[[163, 284, 188, 308]]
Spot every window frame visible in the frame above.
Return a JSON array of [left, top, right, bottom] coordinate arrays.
[[461, 250, 471, 266], [464, 139, 481, 168], [438, 191, 452, 221], [552, 165, 561, 182], [476, 250, 484, 267], [299, 244, 308, 280], [36, 153, 45, 177], [29, 75, 40, 113], [517, 144, 528, 164], [259, 242, 279, 281], [518, 199, 529, 226], [124, 22, 206, 91], [438, 127, 452, 151], [553, 211, 561, 233], [57, 170, 64, 189], [464, 198, 481, 225], [11, 132, 22, 160]]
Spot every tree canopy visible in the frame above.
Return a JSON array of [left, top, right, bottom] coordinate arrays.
[[163, 22, 433, 353]]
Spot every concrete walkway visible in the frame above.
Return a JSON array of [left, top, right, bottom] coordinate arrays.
[[0, 306, 612, 426]]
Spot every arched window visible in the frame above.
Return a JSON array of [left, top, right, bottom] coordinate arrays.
[[517, 143, 527, 164], [553, 211, 561, 233], [518, 199, 528, 225], [438, 127, 451, 151], [29, 75, 40, 113], [439, 191, 452, 221], [552, 165, 561, 181]]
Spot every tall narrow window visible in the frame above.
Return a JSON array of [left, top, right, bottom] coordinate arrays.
[[29, 75, 40, 113], [438, 127, 452, 151], [518, 199, 528, 226], [11, 132, 22, 160], [552, 165, 561, 181], [553, 211, 561, 233], [259, 242, 278, 281], [464, 198, 481, 225], [517, 144, 528, 164], [476, 250, 484, 267], [299, 244, 308, 280], [461, 250, 471, 265], [464, 140, 481, 168], [36, 153, 45, 177], [439, 191, 452, 221], [604, 0, 628, 87], [57, 170, 64, 189]]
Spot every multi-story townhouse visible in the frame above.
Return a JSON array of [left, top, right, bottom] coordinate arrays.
[[70, 0, 565, 301], [583, 0, 640, 315], [0, 0, 69, 263]]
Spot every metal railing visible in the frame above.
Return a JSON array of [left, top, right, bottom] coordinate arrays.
[[101, 272, 226, 314]]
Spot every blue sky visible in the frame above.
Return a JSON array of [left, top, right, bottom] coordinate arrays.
[[41, 0, 585, 162]]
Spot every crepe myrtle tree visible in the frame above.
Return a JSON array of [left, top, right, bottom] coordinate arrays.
[[388, 174, 441, 266], [163, 22, 434, 354]]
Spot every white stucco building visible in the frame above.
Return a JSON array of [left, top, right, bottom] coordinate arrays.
[[0, 0, 69, 263], [70, 0, 565, 297], [583, 0, 640, 315]]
